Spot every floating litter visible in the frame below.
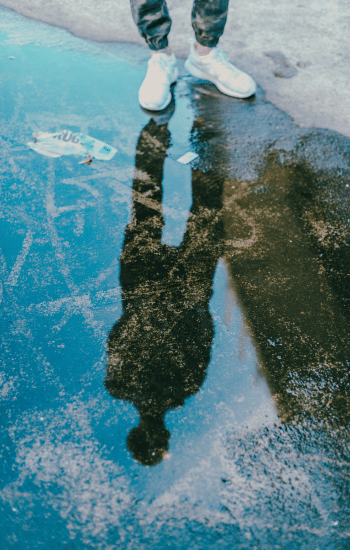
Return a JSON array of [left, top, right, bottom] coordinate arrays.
[[177, 151, 198, 164], [27, 129, 117, 165]]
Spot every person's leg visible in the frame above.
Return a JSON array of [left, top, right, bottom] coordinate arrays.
[[130, 0, 172, 52], [191, 0, 229, 51], [185, 0, 256, 98], [131, 0, 178, 111]]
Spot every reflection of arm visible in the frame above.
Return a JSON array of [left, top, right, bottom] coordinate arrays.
[[106, 304, 214, 411], [105, 315, 133, 401]]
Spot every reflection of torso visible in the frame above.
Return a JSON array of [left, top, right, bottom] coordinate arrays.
[[107, 215, 220, 416]]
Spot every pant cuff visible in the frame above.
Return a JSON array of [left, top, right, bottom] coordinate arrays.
[[146, 36, 169, 51], [194, 33, 220, 48]]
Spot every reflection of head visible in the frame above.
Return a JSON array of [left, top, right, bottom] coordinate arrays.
[[105, 116, 224, 466], [105, 304, 213, 466], [127, 417, 170, 466]]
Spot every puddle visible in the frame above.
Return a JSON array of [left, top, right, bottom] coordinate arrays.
[[0, 8, 350, 550]]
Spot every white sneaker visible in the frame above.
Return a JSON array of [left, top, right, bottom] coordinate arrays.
[[138, 52, 179, 111], [185, 39, 256, 99]]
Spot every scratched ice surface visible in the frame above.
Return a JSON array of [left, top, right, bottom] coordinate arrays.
[[1, 8, 350, 550]]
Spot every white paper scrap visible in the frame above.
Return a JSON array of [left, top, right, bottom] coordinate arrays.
[[27, 129, 117, 164], [177, 151, 198, 165]]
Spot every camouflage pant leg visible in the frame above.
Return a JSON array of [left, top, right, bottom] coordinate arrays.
[[192, 0, 230, 48], [130, 0, 172, 51], [130, 0, 230, 51]]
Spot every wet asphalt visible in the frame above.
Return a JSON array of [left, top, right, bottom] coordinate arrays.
[[0, 8, 350, 550]]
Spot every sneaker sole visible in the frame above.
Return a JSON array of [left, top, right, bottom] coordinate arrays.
[[184, 59, 256, 99], [139, 68, 179, 111]]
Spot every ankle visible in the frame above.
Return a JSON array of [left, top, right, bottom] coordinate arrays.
[[194, 41, 213, 56]]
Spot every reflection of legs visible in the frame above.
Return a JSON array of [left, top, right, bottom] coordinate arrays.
[[178, 168, 225, 304], [132, 119, 170, 217], [121, 119, 171, 271]]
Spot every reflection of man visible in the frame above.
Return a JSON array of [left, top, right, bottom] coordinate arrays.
[[105, 107, 224, 466]]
